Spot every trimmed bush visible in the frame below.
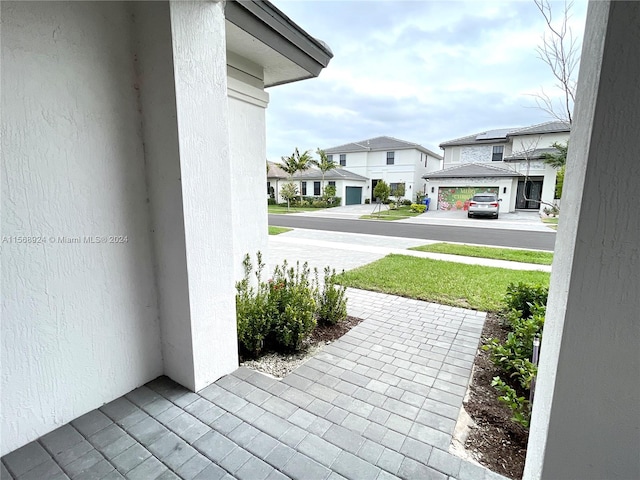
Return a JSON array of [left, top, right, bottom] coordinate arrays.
[[402, 199, 412, 206], [236, 253, 348, 357], [316, 267, 347, 325], [410, 203, 426, 213]]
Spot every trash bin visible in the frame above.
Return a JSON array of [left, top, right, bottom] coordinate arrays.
[[423, 198, 430, 211]]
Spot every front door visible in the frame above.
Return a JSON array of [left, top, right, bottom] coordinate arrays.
[[516, 180, 543, 209]]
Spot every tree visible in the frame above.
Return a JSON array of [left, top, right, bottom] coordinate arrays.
[[391, 183, 406, 206], [311, 148, 339, 197], [281, 148, 313, 204], [533, 0, 580, 124], [373, 180, 390, 204], [280, 182, 298, 211], [541, 141, 568, 199], [323, 184, 336, 204]]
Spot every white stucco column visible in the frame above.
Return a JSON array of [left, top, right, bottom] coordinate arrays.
[[166, 1, 237, 391], [524, 2, 639, 479]]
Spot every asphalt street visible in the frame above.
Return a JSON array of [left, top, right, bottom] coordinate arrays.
[[268, 214, 557, 251]]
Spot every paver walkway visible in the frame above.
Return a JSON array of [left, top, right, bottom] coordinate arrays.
[[1, 289, 507, 480]]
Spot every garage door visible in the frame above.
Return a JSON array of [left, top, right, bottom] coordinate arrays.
[[345, 187, 362, 205], [438, 187, 498, 210]]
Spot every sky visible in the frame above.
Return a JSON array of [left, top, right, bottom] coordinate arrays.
[[265, 0, 587, 160]]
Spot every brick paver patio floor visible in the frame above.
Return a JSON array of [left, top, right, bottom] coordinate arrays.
[[2, 288, 508, 480]]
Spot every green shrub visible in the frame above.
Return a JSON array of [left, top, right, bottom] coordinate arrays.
[[267, 198, 277, 205], [504, 282, 548, 318], [402, 199, 412, 206], [388, 202, 397, 210], [410, 203, 426, 213], [483, 283, 548, 428], [316, 267, 347, 325], [269, 260, 317, 351], [364, 198, 370, 204], [236, 253, 273, 357], [312, 200, 328, 208]]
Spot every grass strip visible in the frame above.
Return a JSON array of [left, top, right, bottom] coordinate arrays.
[[408, 243, 553, 265], [338, 254, 550, 312], [268, 226, 292, 235]]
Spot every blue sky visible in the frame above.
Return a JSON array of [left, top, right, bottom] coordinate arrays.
[[266, 0, 587, 160]]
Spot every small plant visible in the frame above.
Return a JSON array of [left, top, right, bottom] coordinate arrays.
[[280, 182, 299, 211], [364, 198, 370, 204], [236, 253, 273, 357], [316, 267, 347, 325], [410, 203, 426, 213], [402, 199, 412, 206], [491, 377, 531, 428], [483, 282, 548, 429], [504, 282, 548, 319], [388, 202, 397, 210]]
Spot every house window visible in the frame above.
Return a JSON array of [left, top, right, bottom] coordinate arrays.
[[301, 181, 307, 196], [327, 154, 333, 162], [328, 181, 336, 188], [314, 181, 321, 196], [339, 154, 346, 166], [387, 152, 395, 165], [267, 181, 271, 194], [492, 145, 504, 161]]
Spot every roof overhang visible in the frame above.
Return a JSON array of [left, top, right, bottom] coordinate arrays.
[[225, 0, 333, 87]]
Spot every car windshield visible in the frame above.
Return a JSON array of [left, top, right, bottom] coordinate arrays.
[[473, 195, 496, 202]]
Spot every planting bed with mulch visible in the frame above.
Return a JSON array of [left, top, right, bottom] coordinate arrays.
[[463, 312, 529, 480]]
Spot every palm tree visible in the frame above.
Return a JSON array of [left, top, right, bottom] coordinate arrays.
[[311, 148, 339, 198], [281, 148, 313, 205]]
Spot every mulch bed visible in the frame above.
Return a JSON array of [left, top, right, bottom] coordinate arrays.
[[308, 315, 364, 344], [463, 312, 529, 480]]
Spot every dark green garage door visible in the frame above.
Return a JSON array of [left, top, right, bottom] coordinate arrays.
[[345, 186, 362, 205]]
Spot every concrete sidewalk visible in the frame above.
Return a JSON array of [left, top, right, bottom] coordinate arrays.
[[269, 228, 552, 274]]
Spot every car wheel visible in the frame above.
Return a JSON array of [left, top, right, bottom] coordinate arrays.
[[467, 212, 472, 218]]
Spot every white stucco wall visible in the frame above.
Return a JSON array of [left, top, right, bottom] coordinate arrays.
[[228, 74, 269, 281], [511, 132, 569, 153], [525, 2, 640, 477], [1, 2, 163, 455], [167, 0, 238, 391]]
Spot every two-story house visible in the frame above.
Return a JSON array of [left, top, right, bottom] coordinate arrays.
[[323, 136, 443, 203], [425, 121, 570, 213]]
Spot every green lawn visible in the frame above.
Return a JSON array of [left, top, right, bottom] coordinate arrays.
[[409, 243, 553, 265], [338, 254, 550, 312], [360, 205, 423, 221], [268, 204, 323, 214], [268, 226, 292, 235]]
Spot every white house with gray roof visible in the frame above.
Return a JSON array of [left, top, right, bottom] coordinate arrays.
[[267, 162, 368, 205], [430, 121, 569, 213], [324, 136, 443, 203]]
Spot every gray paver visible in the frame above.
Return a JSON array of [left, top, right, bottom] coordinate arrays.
[[192, 431, 235, 463], [2, 441, 50, 477], [111, 444, 150, 474], [331, 451, 381, 480], [71, 410, 113, 438], [125, 456, 167, 480], [40, 425, 84, 455], [282, 453, 330, 480], [428, 448, 462, 477], [398, 457, 447, 480], [3, 285, 490, 480], [297, 434, 341, 467], [235, 456, 272, 480]]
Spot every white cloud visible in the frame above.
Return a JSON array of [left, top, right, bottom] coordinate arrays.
[[266, 0, 588, 159]]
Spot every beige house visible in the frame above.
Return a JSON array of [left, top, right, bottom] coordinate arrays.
[[429, 121, 569, 213]]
